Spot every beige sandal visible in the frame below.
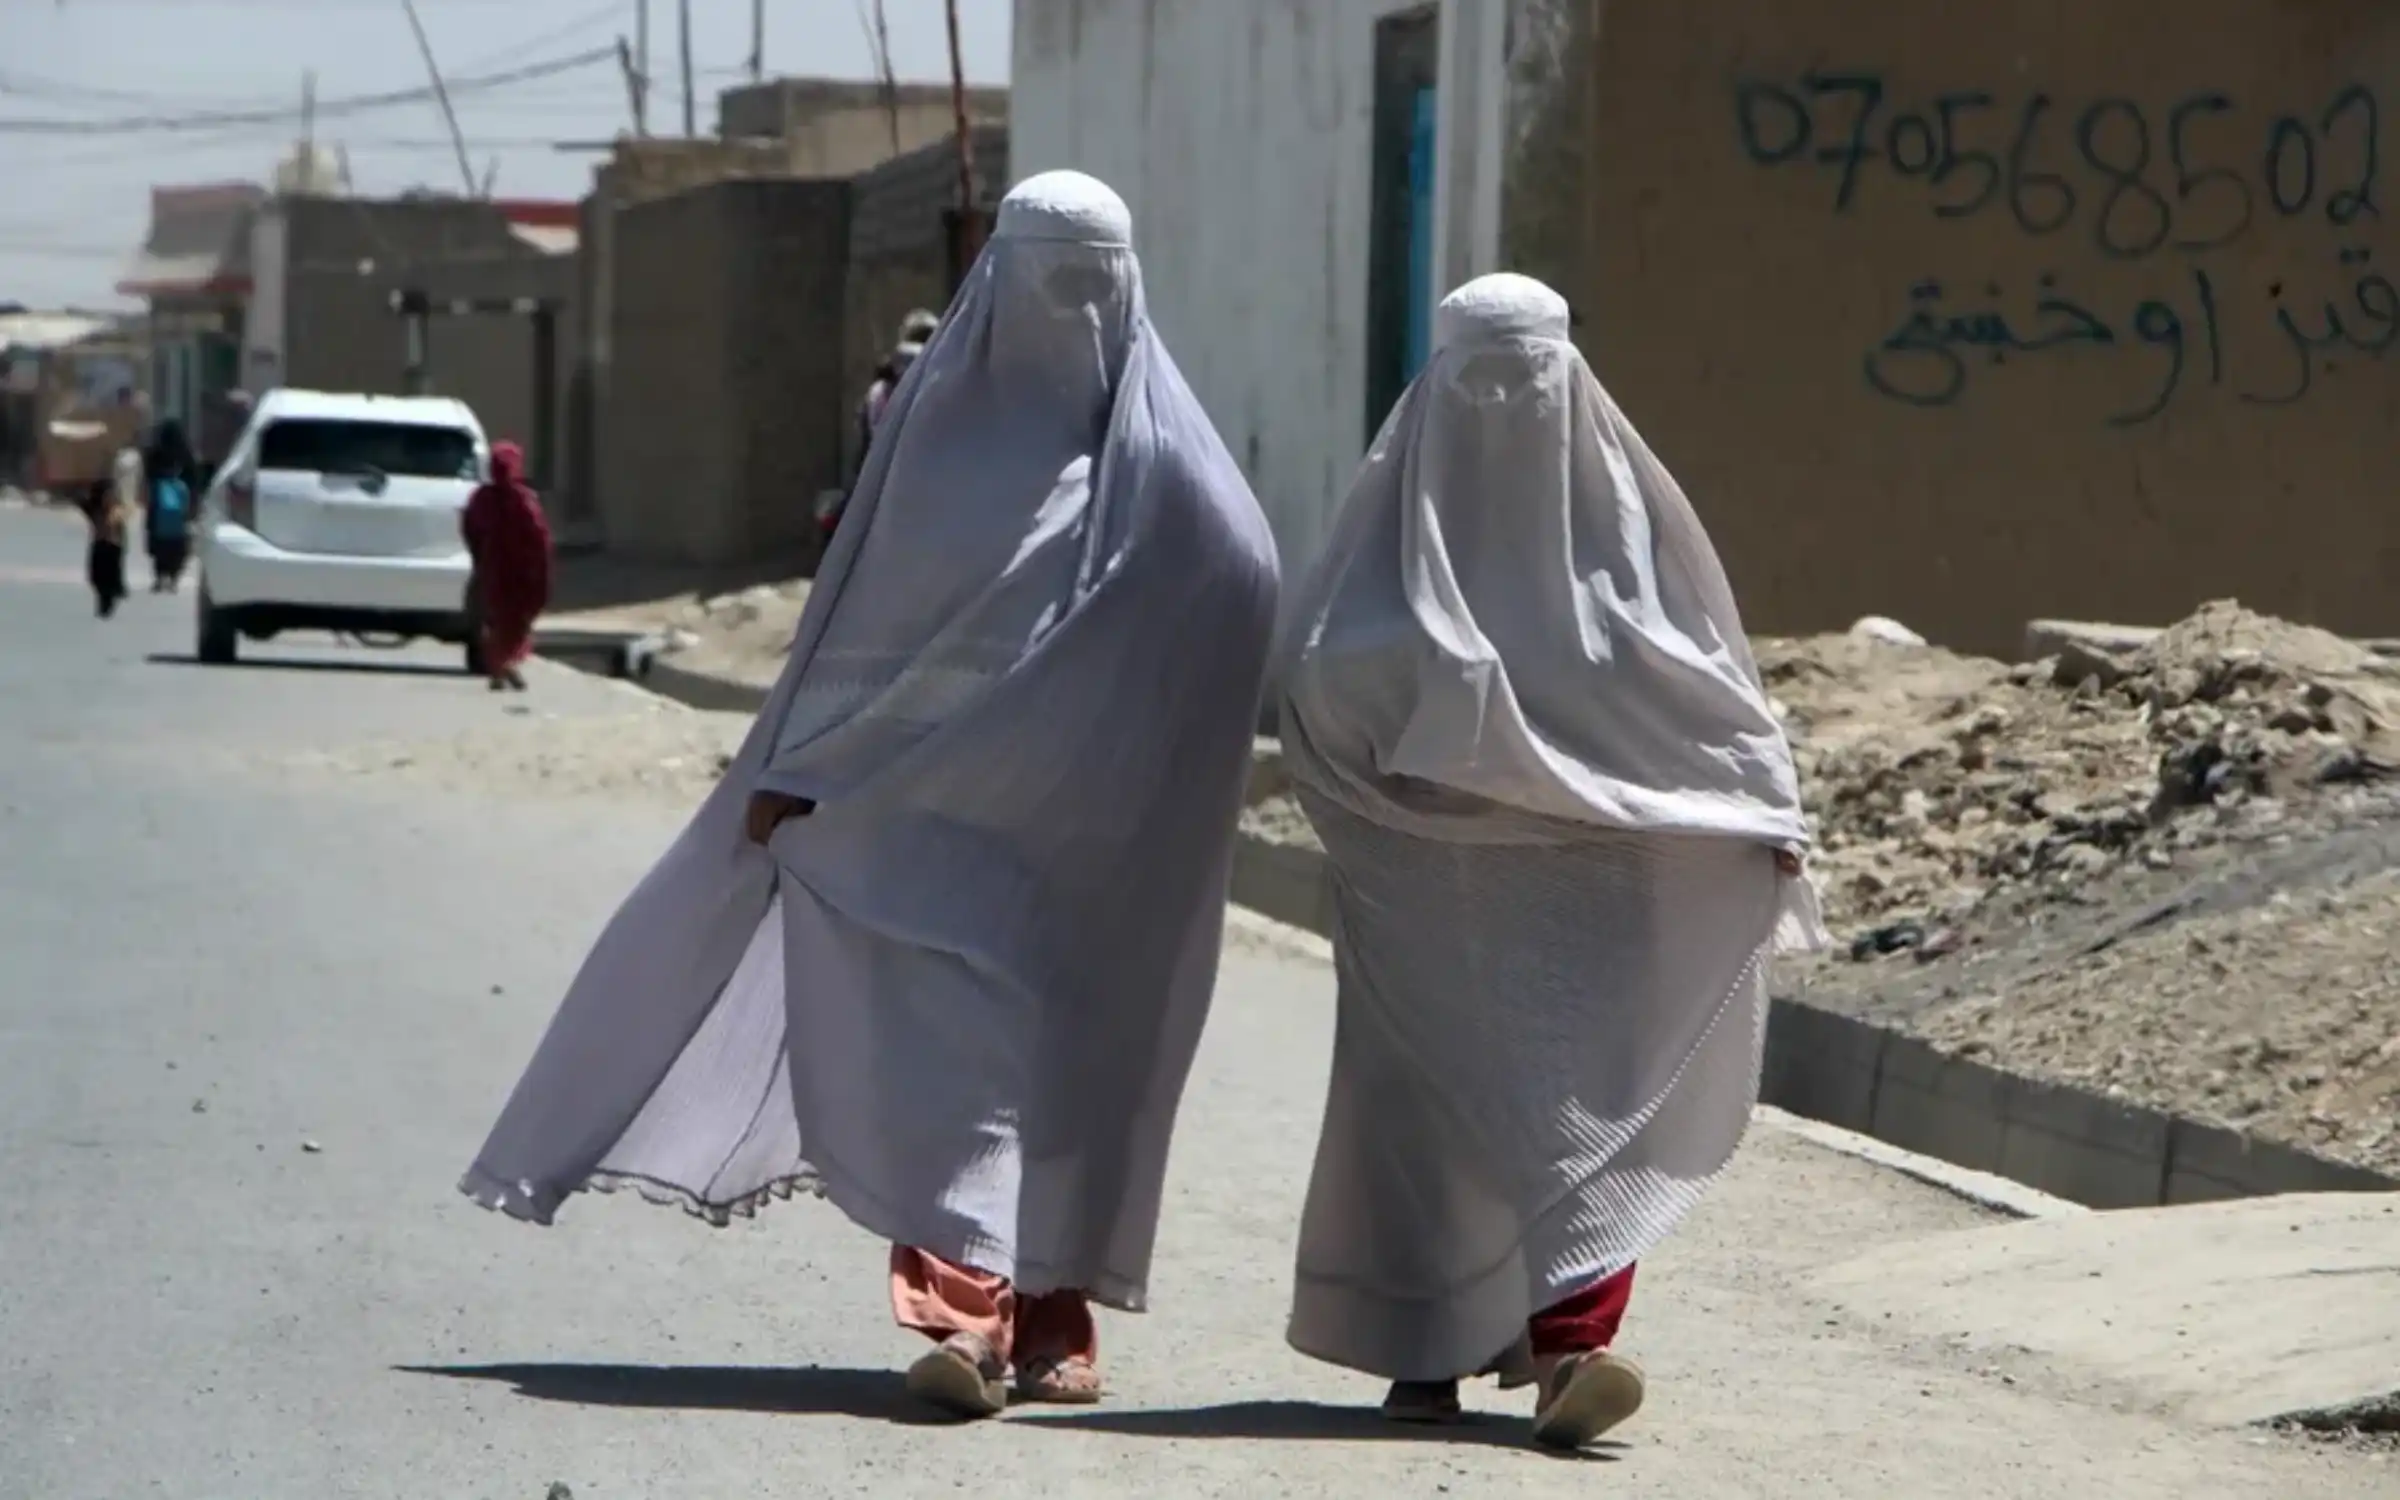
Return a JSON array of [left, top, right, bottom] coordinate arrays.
[[1013, 1354, 1104, 1405], [1530, 1350, 1645, 1450], [906, 1332, 1007, 1418]]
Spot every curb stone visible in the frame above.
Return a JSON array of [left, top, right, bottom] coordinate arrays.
[[1227, 829, 2400, 1211], [1222, 902, 2080, 1220]]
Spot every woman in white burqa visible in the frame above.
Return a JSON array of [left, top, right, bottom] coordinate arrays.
[[459, 172, 1279, 1418], [1275, 273, 1826, 1449]]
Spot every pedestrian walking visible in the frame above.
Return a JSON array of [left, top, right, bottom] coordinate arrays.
[[458, 171, 1278, 1418], [459, 441, 552, 692], [1272, 274, 1827, 1450], [139, 423, 196, 594], [823, 309, 942, 544], [82, 476, 131, 618]]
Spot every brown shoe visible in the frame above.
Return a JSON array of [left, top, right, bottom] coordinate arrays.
[[1014, 1354, 1104, 1406], [905, 1331, 1006, 1419], [1530, 1350, 1645, 1449]]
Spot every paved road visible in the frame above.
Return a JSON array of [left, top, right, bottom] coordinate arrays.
[[0, 505, 2384, 1498]]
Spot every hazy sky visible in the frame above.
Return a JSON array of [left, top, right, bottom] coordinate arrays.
[[0, 0, 1013, 310]]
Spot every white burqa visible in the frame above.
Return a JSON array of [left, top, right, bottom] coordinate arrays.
[[460, 173, 1280, 1311], [1277, 274, 1827, 1380]]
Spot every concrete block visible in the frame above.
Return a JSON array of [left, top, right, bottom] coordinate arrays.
[[2166, 1119, 2399, 1203], [1229, 835, 1331, 936], [1760, 997, 1884, 1134], [2002, 1073, 2174, 1163], [1869, 1036, 2007, 1173], [1995, 1075, 2171, 1208], [641, 657, 770, 715], [2021, 618, 2160, 663]]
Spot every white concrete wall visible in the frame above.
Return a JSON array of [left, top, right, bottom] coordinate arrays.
[[1010, 0, 1438, 579]]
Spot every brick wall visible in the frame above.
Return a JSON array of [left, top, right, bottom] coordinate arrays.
[[841, 125, 1008, 478]]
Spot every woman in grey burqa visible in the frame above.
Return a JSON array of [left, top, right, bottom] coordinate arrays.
[[459, 171, 1279, 1418], [1273, 273, 1827, 1449]]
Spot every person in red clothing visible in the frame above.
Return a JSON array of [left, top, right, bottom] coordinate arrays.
[[460, 441, 552, 692]]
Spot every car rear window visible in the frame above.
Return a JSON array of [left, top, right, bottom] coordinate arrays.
[[257, 419, 478, 481]]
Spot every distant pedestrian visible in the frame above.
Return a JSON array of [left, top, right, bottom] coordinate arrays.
[[863, 308, 939, 445], [1273, 274, 1827, 1450], [457, 173, 1277, 1421], [140, 420, 196, 594], [82, 477, 131, 618], [459, 441, 552, 692], [825, 309, 942, 544]]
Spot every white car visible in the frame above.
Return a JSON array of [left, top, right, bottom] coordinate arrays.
[[195, 389, 490, 671]]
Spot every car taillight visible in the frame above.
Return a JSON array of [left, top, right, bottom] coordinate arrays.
[[224, 478, 255, 530]]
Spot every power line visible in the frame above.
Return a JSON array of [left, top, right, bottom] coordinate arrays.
[[0, 46, 616, 135], [453, 0, 632, 74]]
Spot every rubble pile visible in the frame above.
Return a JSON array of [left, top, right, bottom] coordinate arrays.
[[1763, 601, 2400, 941]]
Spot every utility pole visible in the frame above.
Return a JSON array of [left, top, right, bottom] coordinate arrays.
[[871, 0, 900, 157], [677, 0, 696, 137], [748, 0, 764, 83], [936, 0, 974, 248], [635, 0, 651, 134], [399, 0, 478, 196]]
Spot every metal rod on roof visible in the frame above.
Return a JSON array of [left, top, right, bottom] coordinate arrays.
[[678, 0, 696, 136], [399, 0, 479, 197], [635, 0, 651, 133], [749, 0, 764, 84], [945, 0, 973, 217], [617, 36, 646, 135], [871, 0, 900, 157]]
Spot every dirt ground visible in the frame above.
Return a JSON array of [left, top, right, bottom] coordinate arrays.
[[289, 694, 751, 807], [1247, 601, 2400, 1178], [544, 552, 812, 693]]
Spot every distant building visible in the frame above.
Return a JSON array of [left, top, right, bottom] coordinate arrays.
[[0, 309, 144, 490], [245, 193, 579, 488], [718, 76, 1005, 175], [117, 182, 266, 453]]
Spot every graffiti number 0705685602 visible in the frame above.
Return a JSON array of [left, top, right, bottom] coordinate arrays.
[[1735, 74, 2384, 253]]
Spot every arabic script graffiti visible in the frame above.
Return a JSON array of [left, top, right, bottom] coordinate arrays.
[[1866, 251, 2397, 425], [1735, 69, 2393, 423]]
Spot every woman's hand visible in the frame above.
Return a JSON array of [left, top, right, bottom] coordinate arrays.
[[745, 791, 815, 846], [1774, 847, 1804, 877]]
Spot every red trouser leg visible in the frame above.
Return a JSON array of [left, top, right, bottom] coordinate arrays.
[[1526, 1264, 1636, 1358], [888, 1246, 1098, 1368]]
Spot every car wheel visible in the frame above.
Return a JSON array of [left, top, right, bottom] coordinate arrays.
[[196, 589, 238, 665], [463, 634, 488, 678]]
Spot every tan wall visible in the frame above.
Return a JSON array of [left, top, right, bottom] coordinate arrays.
[[1515, 0, 2400, 653], [602, 179, 850, 567], [719, 78, 1007, 177]]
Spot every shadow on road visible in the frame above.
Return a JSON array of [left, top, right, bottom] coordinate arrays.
[[398, 1362, 956, 1426], [145, 651, 468, 680], [1017, 1399, 1619, 1459]]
